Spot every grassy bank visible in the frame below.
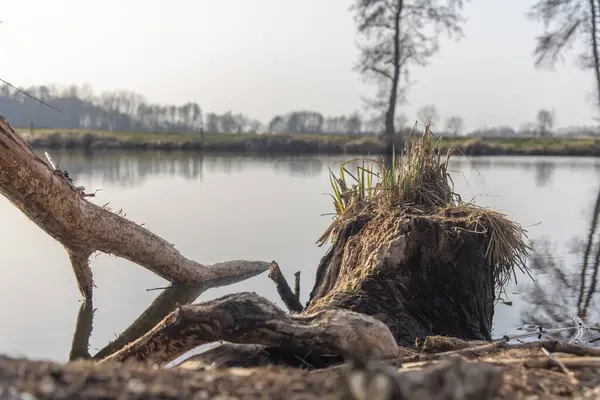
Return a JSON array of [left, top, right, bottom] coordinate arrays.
[[16, 128, 600, 156]]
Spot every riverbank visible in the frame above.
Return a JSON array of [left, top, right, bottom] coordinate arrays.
[[17, 129, 600, 156], [2, 339, 599, 399]]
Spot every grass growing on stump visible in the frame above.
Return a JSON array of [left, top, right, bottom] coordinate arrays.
[[310, 124, 532, 344]]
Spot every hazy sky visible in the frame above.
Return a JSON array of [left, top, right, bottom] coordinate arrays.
[[1, 0, 596, 131]]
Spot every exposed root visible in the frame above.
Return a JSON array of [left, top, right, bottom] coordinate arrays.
[[99, 292, 399, 365]]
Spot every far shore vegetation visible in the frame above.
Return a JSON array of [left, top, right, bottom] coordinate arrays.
[[15, 126, 600, 157]]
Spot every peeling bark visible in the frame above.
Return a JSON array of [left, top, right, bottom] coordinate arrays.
[[100, 292, 400, 365], [0, 116, 270, 299]]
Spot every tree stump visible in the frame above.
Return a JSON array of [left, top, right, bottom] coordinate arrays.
[[305, 212, 497, 347]]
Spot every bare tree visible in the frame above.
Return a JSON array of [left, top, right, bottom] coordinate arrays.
[[352, 0, 468, 151], [445, 115, 464, 136], [536, 108, 555, 137], [417, 105, 440, 127], [528, 0, 600, 114]]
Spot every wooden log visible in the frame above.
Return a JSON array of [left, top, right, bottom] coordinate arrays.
[[0, 116, 270, 300]]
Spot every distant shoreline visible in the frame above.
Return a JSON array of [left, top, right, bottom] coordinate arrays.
[[17, 129, 600, 157]]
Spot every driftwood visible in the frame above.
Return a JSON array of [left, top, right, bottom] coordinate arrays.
[[0, 116, 269, 299], [100, 292, 400, 365]]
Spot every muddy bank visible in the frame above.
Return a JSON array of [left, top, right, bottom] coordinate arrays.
[[21, 132, 600, 156]]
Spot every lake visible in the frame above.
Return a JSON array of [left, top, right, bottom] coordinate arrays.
[[0, 151, 599, 363]]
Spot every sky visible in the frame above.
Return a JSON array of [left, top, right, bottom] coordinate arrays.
[[0, 0, 597, 131]]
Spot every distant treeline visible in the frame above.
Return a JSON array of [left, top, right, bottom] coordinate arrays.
[[2, 83, 599, 137], [0, 83, 381, 135]]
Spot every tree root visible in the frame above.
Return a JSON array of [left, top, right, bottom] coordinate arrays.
[[99, 292, 400, 365], [0, 116, 270, 300]]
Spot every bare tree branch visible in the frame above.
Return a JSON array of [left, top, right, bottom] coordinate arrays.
[[0, 116, 270, 300]]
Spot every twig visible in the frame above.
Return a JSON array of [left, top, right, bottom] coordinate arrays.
[[146, 283, 199, 291], [385, 338, 600, 365], [541, 347, 579, 385], [492, 325, 580, 342], [490, 356, 600, 369], [268, 261, 303, 313]]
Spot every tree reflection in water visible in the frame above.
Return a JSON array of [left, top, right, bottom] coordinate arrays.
[[48, 151, 327, 188], [521, 185, 600, 345], [68, 270, 266, 362]]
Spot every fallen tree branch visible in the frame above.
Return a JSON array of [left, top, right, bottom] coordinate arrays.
[[0, 116, 270, 299], [268, 261, 303, 313], [100, 292, 399, 365]]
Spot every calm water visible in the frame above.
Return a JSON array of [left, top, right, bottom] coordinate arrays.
[[1, 152, 599, 362]]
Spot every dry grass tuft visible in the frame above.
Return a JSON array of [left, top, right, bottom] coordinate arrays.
[[318, 123, 531, 293]]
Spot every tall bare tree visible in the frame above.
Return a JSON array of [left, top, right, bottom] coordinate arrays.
[[528, 0, 600, 115], [352, 0, 468, 151]]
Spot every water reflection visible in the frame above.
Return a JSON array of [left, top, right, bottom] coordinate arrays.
[[68, 270, 265, 361], [48, 152, 600, 190], [2, 152, 599, 362], [48, 151, 327, 187], [520, 185, 600, 345], [449, 157, 599, 188]]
